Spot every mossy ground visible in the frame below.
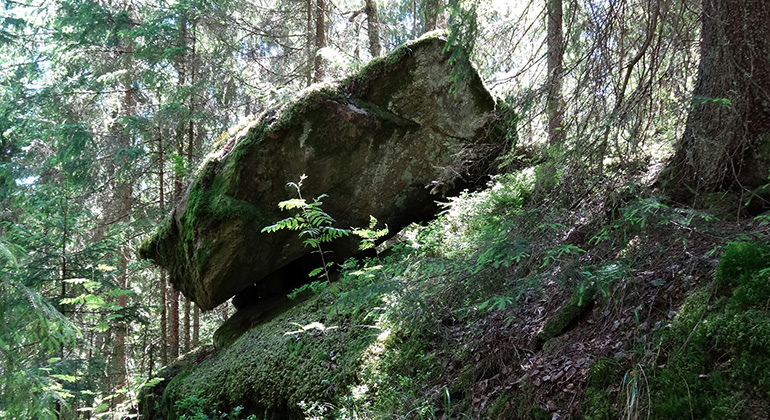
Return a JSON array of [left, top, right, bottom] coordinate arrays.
[[643, 242, 770, 419], [141, 167, 770, 419]]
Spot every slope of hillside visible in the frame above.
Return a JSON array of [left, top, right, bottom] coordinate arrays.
[[140, 168, 770, 419]]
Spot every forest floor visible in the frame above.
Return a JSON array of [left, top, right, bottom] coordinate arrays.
[[142, 170, 770, 420]]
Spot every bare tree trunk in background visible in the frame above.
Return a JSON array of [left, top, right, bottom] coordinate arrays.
[[314, 0, 326, 82], [183, 298, 191, 351], [56, 195, 69, 420], [533, 0, 565, 197], [168, 12, 189, 362], [192, 305, 200, 348], [546, 0, 564, 147], [160, 271, 168, 364], [112, 7, 137, 403], [364, 0, 381, 57], [422, 0, 443, 33], [666, 0, 770, 199], [306, 0, 314, 86], [220, 304, 229, 322], [182, 22, 197, 355], [168, 287, 180, 359], [157, 124, 168, 366]]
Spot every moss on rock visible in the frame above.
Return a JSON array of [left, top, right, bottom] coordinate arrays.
[[140, 34, 511, 311], [141, 285, 382, 419], [533, 286, 596, 350]]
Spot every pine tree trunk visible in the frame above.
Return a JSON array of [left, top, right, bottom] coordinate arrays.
[[192, 304, 200, 348], [422, 0, 442, 33], [160, 269, 168, 365], [546, 0, 564, 147], [667, 0, 770, 195], [112, 11, 136, 402], [158, 126, 168, 365], [306, 0, 314, 86], [167, 13, 188, 361], [314, 0, 326, 82], [184, 297, 191, 351], [168, 287, 180, 359], [364, 0, 381, 57]]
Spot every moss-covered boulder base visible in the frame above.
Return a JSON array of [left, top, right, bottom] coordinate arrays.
[[140, 35, 509, 310]]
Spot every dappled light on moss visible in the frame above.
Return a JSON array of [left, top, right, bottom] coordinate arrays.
[[645, 241, 770, 419]]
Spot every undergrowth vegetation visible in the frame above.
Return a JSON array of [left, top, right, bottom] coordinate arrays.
[[147, 163, 770, 419], [644, 241, 770, 419]]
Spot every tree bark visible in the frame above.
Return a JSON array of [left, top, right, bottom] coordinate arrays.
[[422, 0, 443, 33], [192, 304, 200, 348], [364, 0, 381, 57], [546, 0, 564, 147], [112, 5, 137, 401], [314, 0, 326, 82], [306, 0, 314, 86], [168, 287, 180, 359], [667, 0, 770, 195], [183, 297, 191, 351], [157, 125, 168, 366]]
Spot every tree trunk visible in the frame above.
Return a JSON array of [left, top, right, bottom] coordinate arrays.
[[192, 304, 200, 348], [546, 0, 564, 147], [167, 12, 189, 361], [422, 0, 443, 33], [183, 297, 191, 351], [364, 0, 381, 57], [306, 0, 314, 86], [667, 0, 770, 196], [157, 125, 168, 366], [160, 269, 168, 365], [314, 0, 326, 82], [168, 287, 180, 359], [112, 10, 136, 402]]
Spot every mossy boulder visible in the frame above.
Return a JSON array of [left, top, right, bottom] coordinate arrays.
[[139, 289, 381, 420], [139, 35, 512, 310]]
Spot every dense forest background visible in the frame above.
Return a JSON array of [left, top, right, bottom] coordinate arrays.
[[2, 0, 767, 418]]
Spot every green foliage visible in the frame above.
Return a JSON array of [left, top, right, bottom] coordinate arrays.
[[445, 0, 479, 94], [262, 174, 350, 281], [176, 393, 257, 420], [714, 241, 770, 289], [352, 215, 389, 254], [591, 196, 672, 245], [692, 95, 733, 110], [646, 242, 770, 419]]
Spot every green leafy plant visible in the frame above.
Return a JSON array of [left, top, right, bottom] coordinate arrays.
[[352, 215, 389, 256], [262, 174, 351, 282], [176, 393, 257, 420]]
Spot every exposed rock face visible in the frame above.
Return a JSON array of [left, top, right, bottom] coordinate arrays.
[[139, 35, 512, 310]]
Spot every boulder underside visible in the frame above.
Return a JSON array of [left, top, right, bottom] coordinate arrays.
[[140, 35, 511, 311]]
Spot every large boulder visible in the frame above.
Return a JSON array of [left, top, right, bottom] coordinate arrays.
[[139, 35, 512, 310]]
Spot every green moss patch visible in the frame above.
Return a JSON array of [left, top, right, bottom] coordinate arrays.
[[532, 285, 596, 350], [152, 286, 381, 419], [647, 241, 770, 419]]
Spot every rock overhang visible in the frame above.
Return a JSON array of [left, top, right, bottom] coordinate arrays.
[[139, 34, 515, 311]]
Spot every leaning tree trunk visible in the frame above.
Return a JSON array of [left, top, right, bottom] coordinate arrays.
[[667, 0, 770, 196]]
